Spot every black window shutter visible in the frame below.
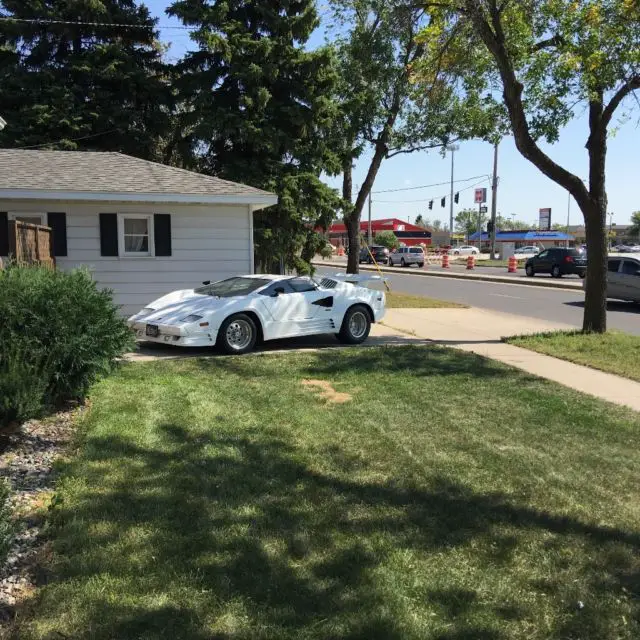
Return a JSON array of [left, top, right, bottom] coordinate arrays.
[[154, 214, 172, 256], [0, 212, 8, 256], [47, 212, 68, 257], [99, 213, 119, 256]]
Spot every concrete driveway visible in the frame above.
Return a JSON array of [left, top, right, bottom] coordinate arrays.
[[125, 322, 424, 362]]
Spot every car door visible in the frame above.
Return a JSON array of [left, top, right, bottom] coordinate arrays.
[[619, 259, 640, 301], [533, 250, 551, 273], [606, 258, 623, 299]]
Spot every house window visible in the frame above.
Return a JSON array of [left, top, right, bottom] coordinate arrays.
[[118, 214, 154, 257], [9, 213, 45, 226]]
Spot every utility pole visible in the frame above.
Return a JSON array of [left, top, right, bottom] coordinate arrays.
[[490, 142, 499, 259], [367, 193, 372, 246], [448, 144, 459, 246]]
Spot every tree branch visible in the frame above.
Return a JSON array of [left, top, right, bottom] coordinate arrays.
[[601, 76, 640, 130], [385, 139, 457, 159], [532, 34, 564, 52]]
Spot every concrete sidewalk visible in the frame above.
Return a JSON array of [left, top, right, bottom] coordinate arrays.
[[383, 307, 640, 412]]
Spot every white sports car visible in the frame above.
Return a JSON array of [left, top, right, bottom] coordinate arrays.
[[127, 273, 386, 354]]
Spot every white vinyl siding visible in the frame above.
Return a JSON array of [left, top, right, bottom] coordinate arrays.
[[0, 200, 252, 316]]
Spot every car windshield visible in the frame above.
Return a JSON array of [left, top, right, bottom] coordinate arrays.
[[194, 277, 269, 297]]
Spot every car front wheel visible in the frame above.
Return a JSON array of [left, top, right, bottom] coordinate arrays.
[[338, 305, 371, 344], [218, 313, 258, 355], [525, 264, 535, 277]]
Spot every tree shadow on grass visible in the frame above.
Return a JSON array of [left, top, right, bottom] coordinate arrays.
[[22, 417, 640, 639]]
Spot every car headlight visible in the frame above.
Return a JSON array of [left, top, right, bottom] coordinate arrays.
[[182, 314, 203, 323]]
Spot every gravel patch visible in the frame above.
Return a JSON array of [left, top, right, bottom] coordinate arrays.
[[0, 409, 79, 627]]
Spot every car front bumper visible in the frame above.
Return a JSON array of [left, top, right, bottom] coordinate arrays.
[[128, 321, 218, 347]]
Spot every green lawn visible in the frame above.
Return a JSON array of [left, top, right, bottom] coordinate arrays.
[[508, 330, 640, 382], [385, 291, 467, 308], [20, 347, 640, 639]]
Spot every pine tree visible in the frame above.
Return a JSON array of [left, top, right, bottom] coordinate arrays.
[[168, 0, 341, 272], [0, 0, 170, 159]]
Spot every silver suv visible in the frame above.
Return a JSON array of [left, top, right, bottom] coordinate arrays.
[[388, 246, 425, 267]]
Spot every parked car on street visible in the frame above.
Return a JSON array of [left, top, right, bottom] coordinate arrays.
[[359, 245, 389, 264], [515, 245, 542, 255], [525, 247, 587, 278], [128, 274, 386, 354], [449, 245, 479, 256], [595, 256, 640, 302], [388, 246, 425, 267]]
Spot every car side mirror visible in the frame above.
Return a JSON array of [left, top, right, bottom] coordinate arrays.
[[272, 287, 285, 297]]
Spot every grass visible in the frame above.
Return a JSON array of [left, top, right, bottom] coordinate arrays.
[[385, 291, 467, 308], [18, 347, 640, 639], [507, 330, 640, 382]]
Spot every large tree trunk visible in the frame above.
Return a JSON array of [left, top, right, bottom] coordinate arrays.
[[342, 159, 360, 274], [583, 102, 608, 333]]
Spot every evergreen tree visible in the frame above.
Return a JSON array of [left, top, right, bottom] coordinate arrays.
[[168, 0, 341, 273], [0, 0, 170, 160]]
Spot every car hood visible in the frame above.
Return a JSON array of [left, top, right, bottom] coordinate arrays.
[[132, 289, 242, 325]]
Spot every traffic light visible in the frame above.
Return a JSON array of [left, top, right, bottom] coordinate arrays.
[[454, 192, 459, 204], [428, 200, 433, 210], [441, 197, 446, 208]]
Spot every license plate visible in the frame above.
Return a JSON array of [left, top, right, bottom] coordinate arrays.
[[146, 324, 159, 337]]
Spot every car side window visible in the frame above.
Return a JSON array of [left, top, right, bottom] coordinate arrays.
[[621, 261, 640, 276], [538, 251, 549, 258], [259, 281, 295, 297], [288, 277, 317, 292], [608, 259, 621, 273]]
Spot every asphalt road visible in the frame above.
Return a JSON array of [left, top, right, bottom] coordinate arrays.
[[317, 266, 640, 335]]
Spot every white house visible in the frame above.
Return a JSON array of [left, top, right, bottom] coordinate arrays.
[[0, 150, 277, 315]]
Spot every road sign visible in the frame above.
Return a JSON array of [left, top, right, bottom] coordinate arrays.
[[480, 206, 488, 214], [474, 188, 487, 204], [539, 207, 551, 231]]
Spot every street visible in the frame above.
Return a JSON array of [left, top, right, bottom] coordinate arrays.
[[316, 266, 640, 335]]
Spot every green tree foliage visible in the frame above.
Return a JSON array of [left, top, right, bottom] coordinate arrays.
[[330, 0, 494, 274], [417, 0, 640, 332], [456, 207, 486, 237], [374, 230, 399, 250], [630, 211, 640, 238], [168, 0, 341, 273], [0, 0, 170, 159]]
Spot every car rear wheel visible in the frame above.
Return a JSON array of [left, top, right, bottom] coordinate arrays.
[[579, 271, 586, 279], [551, 265, 562, 278], [525, 264, 535, 277], [218, 313, 257, 355], [338, 305, 371, 345]]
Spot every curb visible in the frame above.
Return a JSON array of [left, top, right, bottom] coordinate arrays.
[[313, 261, 583, 291]]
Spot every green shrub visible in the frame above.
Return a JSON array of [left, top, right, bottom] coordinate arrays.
[[0, 265, 133, 424], [374, 230, 398, 250], [0, 480, 13, 564]]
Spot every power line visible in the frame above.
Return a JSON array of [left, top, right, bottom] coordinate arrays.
[[372, 174, 487, 194], [13, 128, 121, 149], [374, 177, 490, 204], [0, 16, 191, 30]]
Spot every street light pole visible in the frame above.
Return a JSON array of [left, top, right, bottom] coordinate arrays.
[[490, 142, 499, 259], [367, 192, 372, 246], [447, 144, 459, 247]]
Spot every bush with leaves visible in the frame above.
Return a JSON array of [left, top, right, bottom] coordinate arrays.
[[0, 480, 13, 564], [0, 265, 132, 425], [374, 231, 399, 250]]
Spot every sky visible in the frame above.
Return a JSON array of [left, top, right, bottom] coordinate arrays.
[[146, 0, 639, 228]]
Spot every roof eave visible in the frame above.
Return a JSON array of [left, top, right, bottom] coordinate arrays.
[[0, 189, 278, 208]]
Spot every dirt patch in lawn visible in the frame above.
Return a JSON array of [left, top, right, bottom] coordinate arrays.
[[301, 379, 353, 404]]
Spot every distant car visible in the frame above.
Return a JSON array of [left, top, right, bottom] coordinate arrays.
[[450, 245, 480, 256], [525, 247, 587, 278], [515, 245, 541, 255], [359, 245, 389, 264], [388, 246, 425, 267], [128, 274, 386, 354], [591, 257, 640, 303]]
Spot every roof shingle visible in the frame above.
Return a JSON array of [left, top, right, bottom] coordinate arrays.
[[0, 150, 274, 200]]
